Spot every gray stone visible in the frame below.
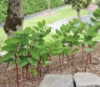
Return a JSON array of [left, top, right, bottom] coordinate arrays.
[[74, 72, 100, 87], [40, 74, 74, 87]]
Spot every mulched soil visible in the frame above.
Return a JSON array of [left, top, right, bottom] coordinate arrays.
[[0, 42, 100, 87]]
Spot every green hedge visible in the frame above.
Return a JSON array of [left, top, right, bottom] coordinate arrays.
[[0, 0, 64, 23], [96, 0, 100, 7]]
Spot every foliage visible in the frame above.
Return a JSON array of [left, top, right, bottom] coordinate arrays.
[[96, 0, 100, 7], [0, 0, 64, 23], [0, 8, 100, 87], [71, 0, 92, 10]]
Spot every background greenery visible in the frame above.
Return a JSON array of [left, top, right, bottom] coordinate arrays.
[[0, 0, 64, 23]]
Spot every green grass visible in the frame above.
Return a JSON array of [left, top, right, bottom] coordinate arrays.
[[0, 5, 89, 50], [92, 0, 95, 3], [24, 6, 88, 28]]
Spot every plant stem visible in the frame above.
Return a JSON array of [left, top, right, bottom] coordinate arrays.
[[38, 59, 42, 78], [66, 55, 69, 64], [89, 52, 91, 64], [85, 54, 89, 72], [88, 45, 92, 64], [81, 46, 84, 63], [47, 56, 51, 73], [14, 54, 19, 87], [22, 68, 24, 79], [26, 64, 29, 82], [62, 52, 64, 66], [59, 54, 62, 67], [59, 54, 63, 71]]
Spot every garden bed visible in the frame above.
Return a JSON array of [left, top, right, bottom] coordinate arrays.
[[0, 42, 100, 87]]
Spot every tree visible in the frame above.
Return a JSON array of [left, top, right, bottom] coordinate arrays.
[[72, 0, 91, 19], [3, 0, 23, 71], [46, 0, 51, 13], [64, 0, 91, 19], [3, 0, 23, 38]]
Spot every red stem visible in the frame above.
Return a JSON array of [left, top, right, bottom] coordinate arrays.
[[81, 47, 84, 63], [66, 55, 69, 64], [88, 45, 92, 64], [89, 52, 91, 64], [62, 52, 64, 65], [59, 54, 63, 71], [59, 54, 62, 67], [26, 65, 29, 82], [85, 54, 89, 72], [22, 68, 24, 79], [38, 59, 42, 78], [14, 55, 19, 87], [47, 56, 51, 73]]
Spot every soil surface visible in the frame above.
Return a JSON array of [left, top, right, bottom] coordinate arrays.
[[0, 42, 100, 87]]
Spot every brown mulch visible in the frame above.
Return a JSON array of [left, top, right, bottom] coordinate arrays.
[[0, 42, 100, 87]]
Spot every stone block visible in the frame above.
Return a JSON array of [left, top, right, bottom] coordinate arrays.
[[40, 74, 74, 87], [74, 72, 100, 87]]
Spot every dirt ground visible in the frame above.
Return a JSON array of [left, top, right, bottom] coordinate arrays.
[[0, 42, 100, 87]]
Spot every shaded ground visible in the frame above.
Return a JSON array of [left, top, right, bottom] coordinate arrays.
[[0, 42, 100, 87]]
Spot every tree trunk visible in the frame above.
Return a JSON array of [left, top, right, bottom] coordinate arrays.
[[46, 0, 51, 14], [4, 0, 23, 70], [76, 9, 81, 20], [4, 0, 23, 38]]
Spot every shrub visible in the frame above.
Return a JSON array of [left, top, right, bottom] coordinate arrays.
[[0, 0, 64, 23]]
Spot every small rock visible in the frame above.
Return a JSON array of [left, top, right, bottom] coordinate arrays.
[[74, 72, 100, 87], [40, 74, 74, 87]]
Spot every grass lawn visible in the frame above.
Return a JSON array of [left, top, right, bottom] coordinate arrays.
[[24, 6, 88, 28]]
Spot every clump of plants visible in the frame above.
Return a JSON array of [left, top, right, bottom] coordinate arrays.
[[0, 8, 100, 87]]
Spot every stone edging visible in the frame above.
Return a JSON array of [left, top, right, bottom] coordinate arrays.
[[40, 72, 100, 87]]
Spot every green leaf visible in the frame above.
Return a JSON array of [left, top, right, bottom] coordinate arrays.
[[91, 41, 97, 48], [73, 41, 80, 46], [18, 58, 28, 67], [29, 70, 38, 76], [18, 48, 28, 56], [24, 27, 34, 34], [33, 26, 39, 31], [37, 22, 42, 27], [27, 58, 37, 66], [14, 30, 25, 35], [90, 17, 97, 23], [0, 51, 15, 62], [56, 30, 62, 35], [2, 45, 16, 51], [20, 39, 29, 45], [64, 51, 72, 55], [84, 41, 92, 45], [45, 28, 51, 34], [65, 36, 76, 42], [56, 36, 64, 41], [52, 48, 63, 54], [64, 46, 70, 51], [30, 49, 39, 60], [85, 48, 93, 53], [4, 37, 21, 44], [51, 52, 58, 56], [42, 20, 46, 26], [72, 48, 79, 53], [44, 61, 52, 65]]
